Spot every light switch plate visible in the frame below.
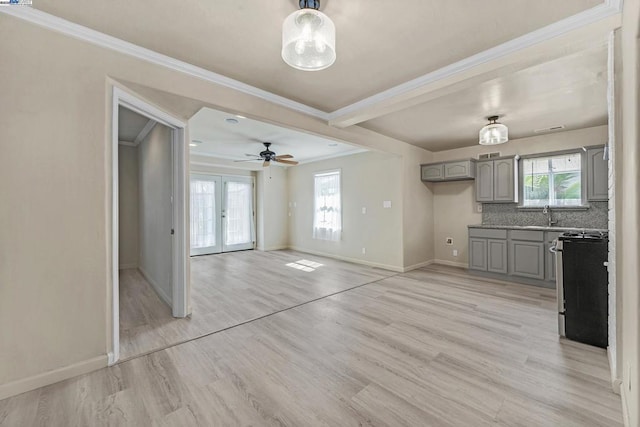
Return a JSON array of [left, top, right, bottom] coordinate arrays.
[[383, 201, 392, 208], [362, 207, 367, 214], [476, 204, 483, 213]]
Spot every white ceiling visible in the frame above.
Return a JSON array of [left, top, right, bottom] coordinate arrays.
[[361, 46, 609, 151], [33, 0, 603, 112], [22, 1, 616, 153], [189, 108, 366, 165], [118, 106, 152, 143]]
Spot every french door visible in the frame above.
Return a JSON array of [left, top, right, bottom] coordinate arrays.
[[190, 174, 255, 255]]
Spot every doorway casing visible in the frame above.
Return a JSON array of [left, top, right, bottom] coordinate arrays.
[[110, 86, 189, 365]]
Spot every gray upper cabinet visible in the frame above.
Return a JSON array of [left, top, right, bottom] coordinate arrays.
[[421, 159, 475, 182], [421, 164, 444, 181], [475, 161, 494, 202], [587, 146, 608, 201], [475, 157, 518, 203]]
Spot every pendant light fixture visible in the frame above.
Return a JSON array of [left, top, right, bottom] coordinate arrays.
[[282, 0, 336, 71], [479, 116, 509, 145]]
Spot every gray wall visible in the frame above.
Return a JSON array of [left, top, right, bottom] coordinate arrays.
[[118, 146, 139, 268], [138, 123, 173, 306]]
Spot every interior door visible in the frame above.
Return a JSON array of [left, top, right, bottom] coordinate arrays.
[[190, 174, 222, 255], [222, 177, 255, 252]]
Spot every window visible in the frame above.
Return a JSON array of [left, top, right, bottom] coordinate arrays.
[[313, 170, 341, 241], [522, 153, 582, 207]]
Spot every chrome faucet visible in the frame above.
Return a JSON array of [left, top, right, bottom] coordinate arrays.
[[543, 205, 558, 227]]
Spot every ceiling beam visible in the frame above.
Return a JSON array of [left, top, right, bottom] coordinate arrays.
[[328, 7, 623, 128]]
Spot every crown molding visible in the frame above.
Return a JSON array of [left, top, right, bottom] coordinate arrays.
[[0, 6, 330, 121], [0, 2, 624, 128]]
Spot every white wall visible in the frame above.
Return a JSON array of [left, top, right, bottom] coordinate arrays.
[[429, 126, 609, 265], [619, 0, 640, 424], [138, 123, 173, 306], [257, 167, 289, 251], [288, 151, 404, 271], [118, 145, 139, 269]]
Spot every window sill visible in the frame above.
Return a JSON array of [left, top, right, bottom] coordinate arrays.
[[517, 205, 590, 212]]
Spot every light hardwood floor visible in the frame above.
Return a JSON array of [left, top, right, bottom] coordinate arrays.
[[120, 250, 395, 359], [0, 261, 622, 426]]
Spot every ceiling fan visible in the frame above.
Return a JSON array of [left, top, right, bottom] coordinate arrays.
[[235, 142, 299, 167]]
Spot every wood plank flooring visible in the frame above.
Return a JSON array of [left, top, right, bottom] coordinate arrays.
[[0, 261, 622, 426], [120, 250, 395, 359]]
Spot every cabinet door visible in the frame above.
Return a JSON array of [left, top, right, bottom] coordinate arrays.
[[487, 239, 507, 274], [509, 240, 545, 280], [469, 238, 488, 271], [475, 161, 494, 202], [444, 161, 474, 180], [494, 158, 515, 202], [421, 164, 444, 181], [587, 147, 608, 201], [545, 232, 562, 282]]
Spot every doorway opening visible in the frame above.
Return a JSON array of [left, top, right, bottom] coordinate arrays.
[[110, 87, 188, 365], [190, 174, 256, 256]]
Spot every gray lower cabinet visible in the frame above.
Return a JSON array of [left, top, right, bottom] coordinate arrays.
[[487, 239, 507, 274], [469, 227, 558, 284], [587, 146, 608, 201], [545, 231, 562, 282], [469, 238, 488, 271], [509, 240, 545, 280]]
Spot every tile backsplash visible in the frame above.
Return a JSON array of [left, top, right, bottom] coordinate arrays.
[[482, 202, 608, 229]]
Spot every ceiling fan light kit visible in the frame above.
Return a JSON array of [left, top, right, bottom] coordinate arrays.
[[282, 0, 336, 71], [479, 116, 509, 145], [235, 142, 299, 167]]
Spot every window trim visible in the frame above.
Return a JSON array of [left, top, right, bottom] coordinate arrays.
[[518, 149, 589, 210], [312, 168, 342, 241]]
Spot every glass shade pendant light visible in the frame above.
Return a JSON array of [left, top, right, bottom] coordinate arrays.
[[282, 0, 336, 71], [479, 116, 509, 145]]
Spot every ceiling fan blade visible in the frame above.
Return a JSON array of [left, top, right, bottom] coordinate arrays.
[[274, 159, 299, 165], [245, 153, 261, 157], [263, 160, 271, 167], [234, 159, 260, 163], [275, 154, 293, 159]]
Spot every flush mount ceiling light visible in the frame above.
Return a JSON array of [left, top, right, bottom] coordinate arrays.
[[479, 116, 509, 145], [282, 0, 336, 71]]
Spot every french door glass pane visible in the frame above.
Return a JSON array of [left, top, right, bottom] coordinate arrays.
[[190, 179, 217, 249], [225, 181, 252, 246]]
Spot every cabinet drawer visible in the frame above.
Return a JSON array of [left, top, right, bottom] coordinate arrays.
[[468, 228, 507, 239], [509, 230, 544, 242], [421, 164, 444, 181]]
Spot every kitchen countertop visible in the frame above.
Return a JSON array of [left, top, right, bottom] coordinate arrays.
[[468, 224, 608, 233]]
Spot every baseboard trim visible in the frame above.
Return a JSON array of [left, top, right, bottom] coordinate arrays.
[[621, 386, 630, 426], [118, 263, 138, 270], [402, 260, 434, 272], [257, 245, 289, 252], [288, 246, 403, 272], [0, 355, 107, 401], [431, 259, 468, 269], [138, 266, 172, 307], [608, 347, 622, 395]]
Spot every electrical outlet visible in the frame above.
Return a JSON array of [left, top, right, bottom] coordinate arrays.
[[362, 207, 367, 214], [446, 237, 453, 245], [476, 204, 483, 213], [362, 248, 366, 255], [453, 249, 459, 257]]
